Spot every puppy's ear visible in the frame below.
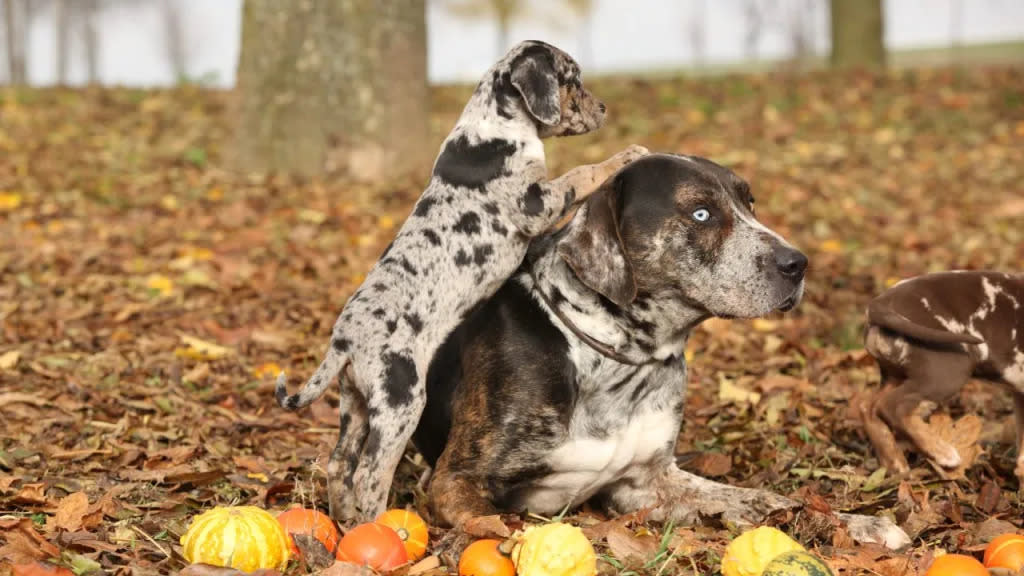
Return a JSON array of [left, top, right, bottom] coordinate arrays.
[[557, 177, 637, 308], [511, 49, 561, 126]]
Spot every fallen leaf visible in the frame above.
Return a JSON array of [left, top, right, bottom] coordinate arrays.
[[0, 349, 20, 370], [51, 492, 90, 532], [175, 335, 233, 361], [462, 515, 511, 539], [320, 562, 374, 576], [145, 274, 174, 296], [718, 378, 761, 405], [690, 452, 732, 477], [606, 524, 659, 566], [927, 412, 982, 478], [0, 192, 22, 211]]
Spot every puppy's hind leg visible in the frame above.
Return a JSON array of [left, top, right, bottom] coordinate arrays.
[[1012, 390, 1024, 491], [859, 366, 910, 474], [879, 349, 972, 469], [352, 350, 428, 521], [327, 366, 368, 524]]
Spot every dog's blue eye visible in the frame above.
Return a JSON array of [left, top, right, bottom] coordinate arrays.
[[692, 208, 711, 222]]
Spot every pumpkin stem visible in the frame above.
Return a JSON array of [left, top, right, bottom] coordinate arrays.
[[497, 538, 516, 557]]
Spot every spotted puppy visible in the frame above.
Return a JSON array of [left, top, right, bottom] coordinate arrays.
[[861, 271, 1024, 485], [417, 154, 909, 550], [276, 40, 647, 523]]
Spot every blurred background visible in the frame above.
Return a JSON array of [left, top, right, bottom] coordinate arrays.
[[2, 0, 1024, 86], [0, 2, 1022, 573]]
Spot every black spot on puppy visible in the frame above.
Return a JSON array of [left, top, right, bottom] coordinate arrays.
[[373, 308, 386, 318], [422, 229, 441, 246], [413, 197, 437, 218], [473, 244, 494, 266], [454, 249, 471, 267], [383, 352, 416, 408], [386, 319, 398, 333], [484, 202, 500, 215], [433, 134, 516, 191], [332, 337, 351, 352], [404, 313, 423, 334], [453, 211, 482, 235], [524, 183, 545, 216], [492, 219, 508, 235], [364, 427, 381, 457]]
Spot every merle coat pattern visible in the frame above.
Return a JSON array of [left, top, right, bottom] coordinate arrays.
[[860, 271, 1024, 487], [417, 154, 911, 555], [275, 41, 647, 523]]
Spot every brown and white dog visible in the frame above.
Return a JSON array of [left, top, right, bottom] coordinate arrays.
[[861, 271, 1024, 485], [416, 154, 910, 552]]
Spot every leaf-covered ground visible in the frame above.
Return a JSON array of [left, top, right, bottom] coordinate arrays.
[[1, 66, 1023, 575]]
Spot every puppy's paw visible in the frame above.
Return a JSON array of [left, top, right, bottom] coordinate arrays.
[[928, 443, 962, 469], [612, 144, 650, 167]]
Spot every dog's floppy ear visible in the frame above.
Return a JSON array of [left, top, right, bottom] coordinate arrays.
[[557, 176, 637, 308], [511, 48, 561, 127]]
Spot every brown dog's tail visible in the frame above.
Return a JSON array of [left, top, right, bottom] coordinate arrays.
[[866, 300, 984, 345]]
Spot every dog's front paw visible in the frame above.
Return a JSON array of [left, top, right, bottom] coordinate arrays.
[[612, 144, 650, 167], [836, 513, 911, 550]]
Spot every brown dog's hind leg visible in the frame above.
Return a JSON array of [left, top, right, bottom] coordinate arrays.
[[428, 453, 499, 528], [861, 381, 910, 474], [878, 349, 973, 469], [1012, 391, 1024, 489]]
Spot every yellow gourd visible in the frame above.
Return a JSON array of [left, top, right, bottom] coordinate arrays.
[[180, 506, 291, 571], [721, 526, 805, 576], [512, 522, 596, 576]]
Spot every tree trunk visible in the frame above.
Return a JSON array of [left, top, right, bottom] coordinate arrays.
[[233, 0, 430, 182], [3, 0, 26, 84], [55, 0, 68, 85], [830, 0, 885, 68], [82, 0, 99, 83], [162, 0, 186, 81]]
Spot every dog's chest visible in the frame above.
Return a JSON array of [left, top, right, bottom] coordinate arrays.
[[521, 363, 681, 513]]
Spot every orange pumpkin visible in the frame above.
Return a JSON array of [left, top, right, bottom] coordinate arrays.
[[336, 522, 408, 570], [984, 533, 1024, 571], [924, 553, 987, 576], [277, 507, 341, 556], [375, 508, 429, 561], [12, 564, 74, 576], [459, 539, 516, 576]]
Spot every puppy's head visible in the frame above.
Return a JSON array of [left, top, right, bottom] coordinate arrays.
[[499, 40, 605, 138], [558, 154, 807, 318]]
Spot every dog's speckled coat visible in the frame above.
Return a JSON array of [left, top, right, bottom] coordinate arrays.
[[418, 154, 911, 552], [275, 40, 646, 523]]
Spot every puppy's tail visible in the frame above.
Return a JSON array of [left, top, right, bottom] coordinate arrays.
[[866, 300, 984, 345], [275, 350, 347, 410]]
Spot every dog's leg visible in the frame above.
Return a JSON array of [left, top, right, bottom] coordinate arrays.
[[860, 369, 910, 475], [604, 463, 799, 527], [351, 353, 428, 521], [878, 350, 972, 469], [1013, 390, 1024, 490], [327, 367, 369, 524], [513, 146, 647, 237], [428, 452, 499, 528]]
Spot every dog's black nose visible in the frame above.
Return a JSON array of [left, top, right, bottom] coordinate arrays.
[[774, 245, 808, 279], [598, 102, 606, 113]]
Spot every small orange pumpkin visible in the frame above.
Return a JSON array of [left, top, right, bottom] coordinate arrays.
[[277, 507, 341, 555], [375, 508, 429, 561], [924, 553, 987, 576], [459, 539, 516, 576], [12, 564, 74, 576], [984, 533, 1024, 571], [336, 522, 408, 570]]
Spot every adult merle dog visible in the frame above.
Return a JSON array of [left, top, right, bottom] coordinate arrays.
[[416, 154, 910, 551]]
